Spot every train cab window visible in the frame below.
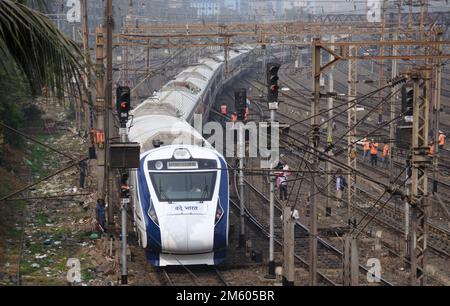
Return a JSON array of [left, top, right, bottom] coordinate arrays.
[[150, 171, 217, 203]]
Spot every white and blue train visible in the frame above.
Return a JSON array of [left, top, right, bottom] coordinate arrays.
[[128, 47, 253, 266]]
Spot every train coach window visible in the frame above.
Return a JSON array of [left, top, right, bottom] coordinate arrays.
[[150, 171, 217, 202]]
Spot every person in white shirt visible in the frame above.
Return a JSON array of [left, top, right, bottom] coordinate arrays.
[[280, 208, 300, 221]]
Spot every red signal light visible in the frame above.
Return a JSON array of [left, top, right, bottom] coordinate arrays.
[[120, 101, 127, 109], [270, 85, 278, 93]]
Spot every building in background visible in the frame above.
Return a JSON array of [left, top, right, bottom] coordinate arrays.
[[190, 0, 220, 17]]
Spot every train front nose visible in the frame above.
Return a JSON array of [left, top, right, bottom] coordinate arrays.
[[161, 214, 214, 254]]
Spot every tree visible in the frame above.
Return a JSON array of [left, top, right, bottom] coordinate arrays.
[[0, 0, 84, 97], [0, 1, 86, 153]]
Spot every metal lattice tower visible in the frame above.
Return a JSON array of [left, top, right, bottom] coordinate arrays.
[[409, 68, 431, 286]]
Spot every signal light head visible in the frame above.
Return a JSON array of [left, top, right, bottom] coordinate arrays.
[[270, 75, 279, 83], [269, 65, 280, 75]]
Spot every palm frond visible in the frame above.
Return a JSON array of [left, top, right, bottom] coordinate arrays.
[[0, 0, 84, 97]]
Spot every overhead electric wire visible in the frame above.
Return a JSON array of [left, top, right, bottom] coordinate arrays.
[[352, 168, 407, 237], [326, 86, 403, 151]]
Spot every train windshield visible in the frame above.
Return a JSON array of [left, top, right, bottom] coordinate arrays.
[[150, 171, 217, 202]]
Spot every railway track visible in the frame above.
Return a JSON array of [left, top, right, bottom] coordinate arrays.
[[228, 197, 339, 286], [279, 61, 450, 176], [159, 265, 228, 286], [245, 68, 450, 197], [228, 159, 394, 286], [282, 113, 450, 261], [211, 70, 449, 285], [243, 76, 450, 263]]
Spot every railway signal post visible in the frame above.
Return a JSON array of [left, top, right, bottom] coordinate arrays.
[[119, 86, 130, 285], [120, 172, 130, 285], [265, 63, 280, 279], [110, 85, 140, 285], [235, 89, 247, 248]]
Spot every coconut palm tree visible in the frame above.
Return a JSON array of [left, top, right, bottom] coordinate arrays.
[[0, 0, 84, 96]]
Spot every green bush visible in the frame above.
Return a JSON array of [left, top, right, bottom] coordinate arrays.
[[0, 100, 24, 147]]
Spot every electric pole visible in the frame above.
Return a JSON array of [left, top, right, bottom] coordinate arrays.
[[347, 42, 357, 227], [105, 0, 114, 226], [81, 0, 92, 136], [310, 37, 320, 286], [343, 234, 359, 286], [95, 26, 106, 221], [326, 35, 334, 217], [378, 0, 387, 124], [432, 29, 443, 195], [282, 207, 295, 286], [389, 3, 401, 182]]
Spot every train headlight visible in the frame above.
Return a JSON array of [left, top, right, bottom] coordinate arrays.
[[173, 148, 191, 159], [215, 200, 223, 225], [155, 161, 163, 170], [148, 205, 159, 226]]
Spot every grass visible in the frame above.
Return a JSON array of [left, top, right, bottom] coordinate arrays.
[[19, 219, 99, 285], [5, 128, 100, 285], [0, 200, 25, 238], [27, 131, 63, 178], [20, 237, 88, 284], [0, 124, 91, 285], [34, 212, 50, 226], [81, 268, 96, 281], [29, 144, 52, 177]]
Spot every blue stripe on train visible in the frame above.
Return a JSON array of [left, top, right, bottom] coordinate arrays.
[[137, 153, 162, 265], [213, 155, 229, 264]]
